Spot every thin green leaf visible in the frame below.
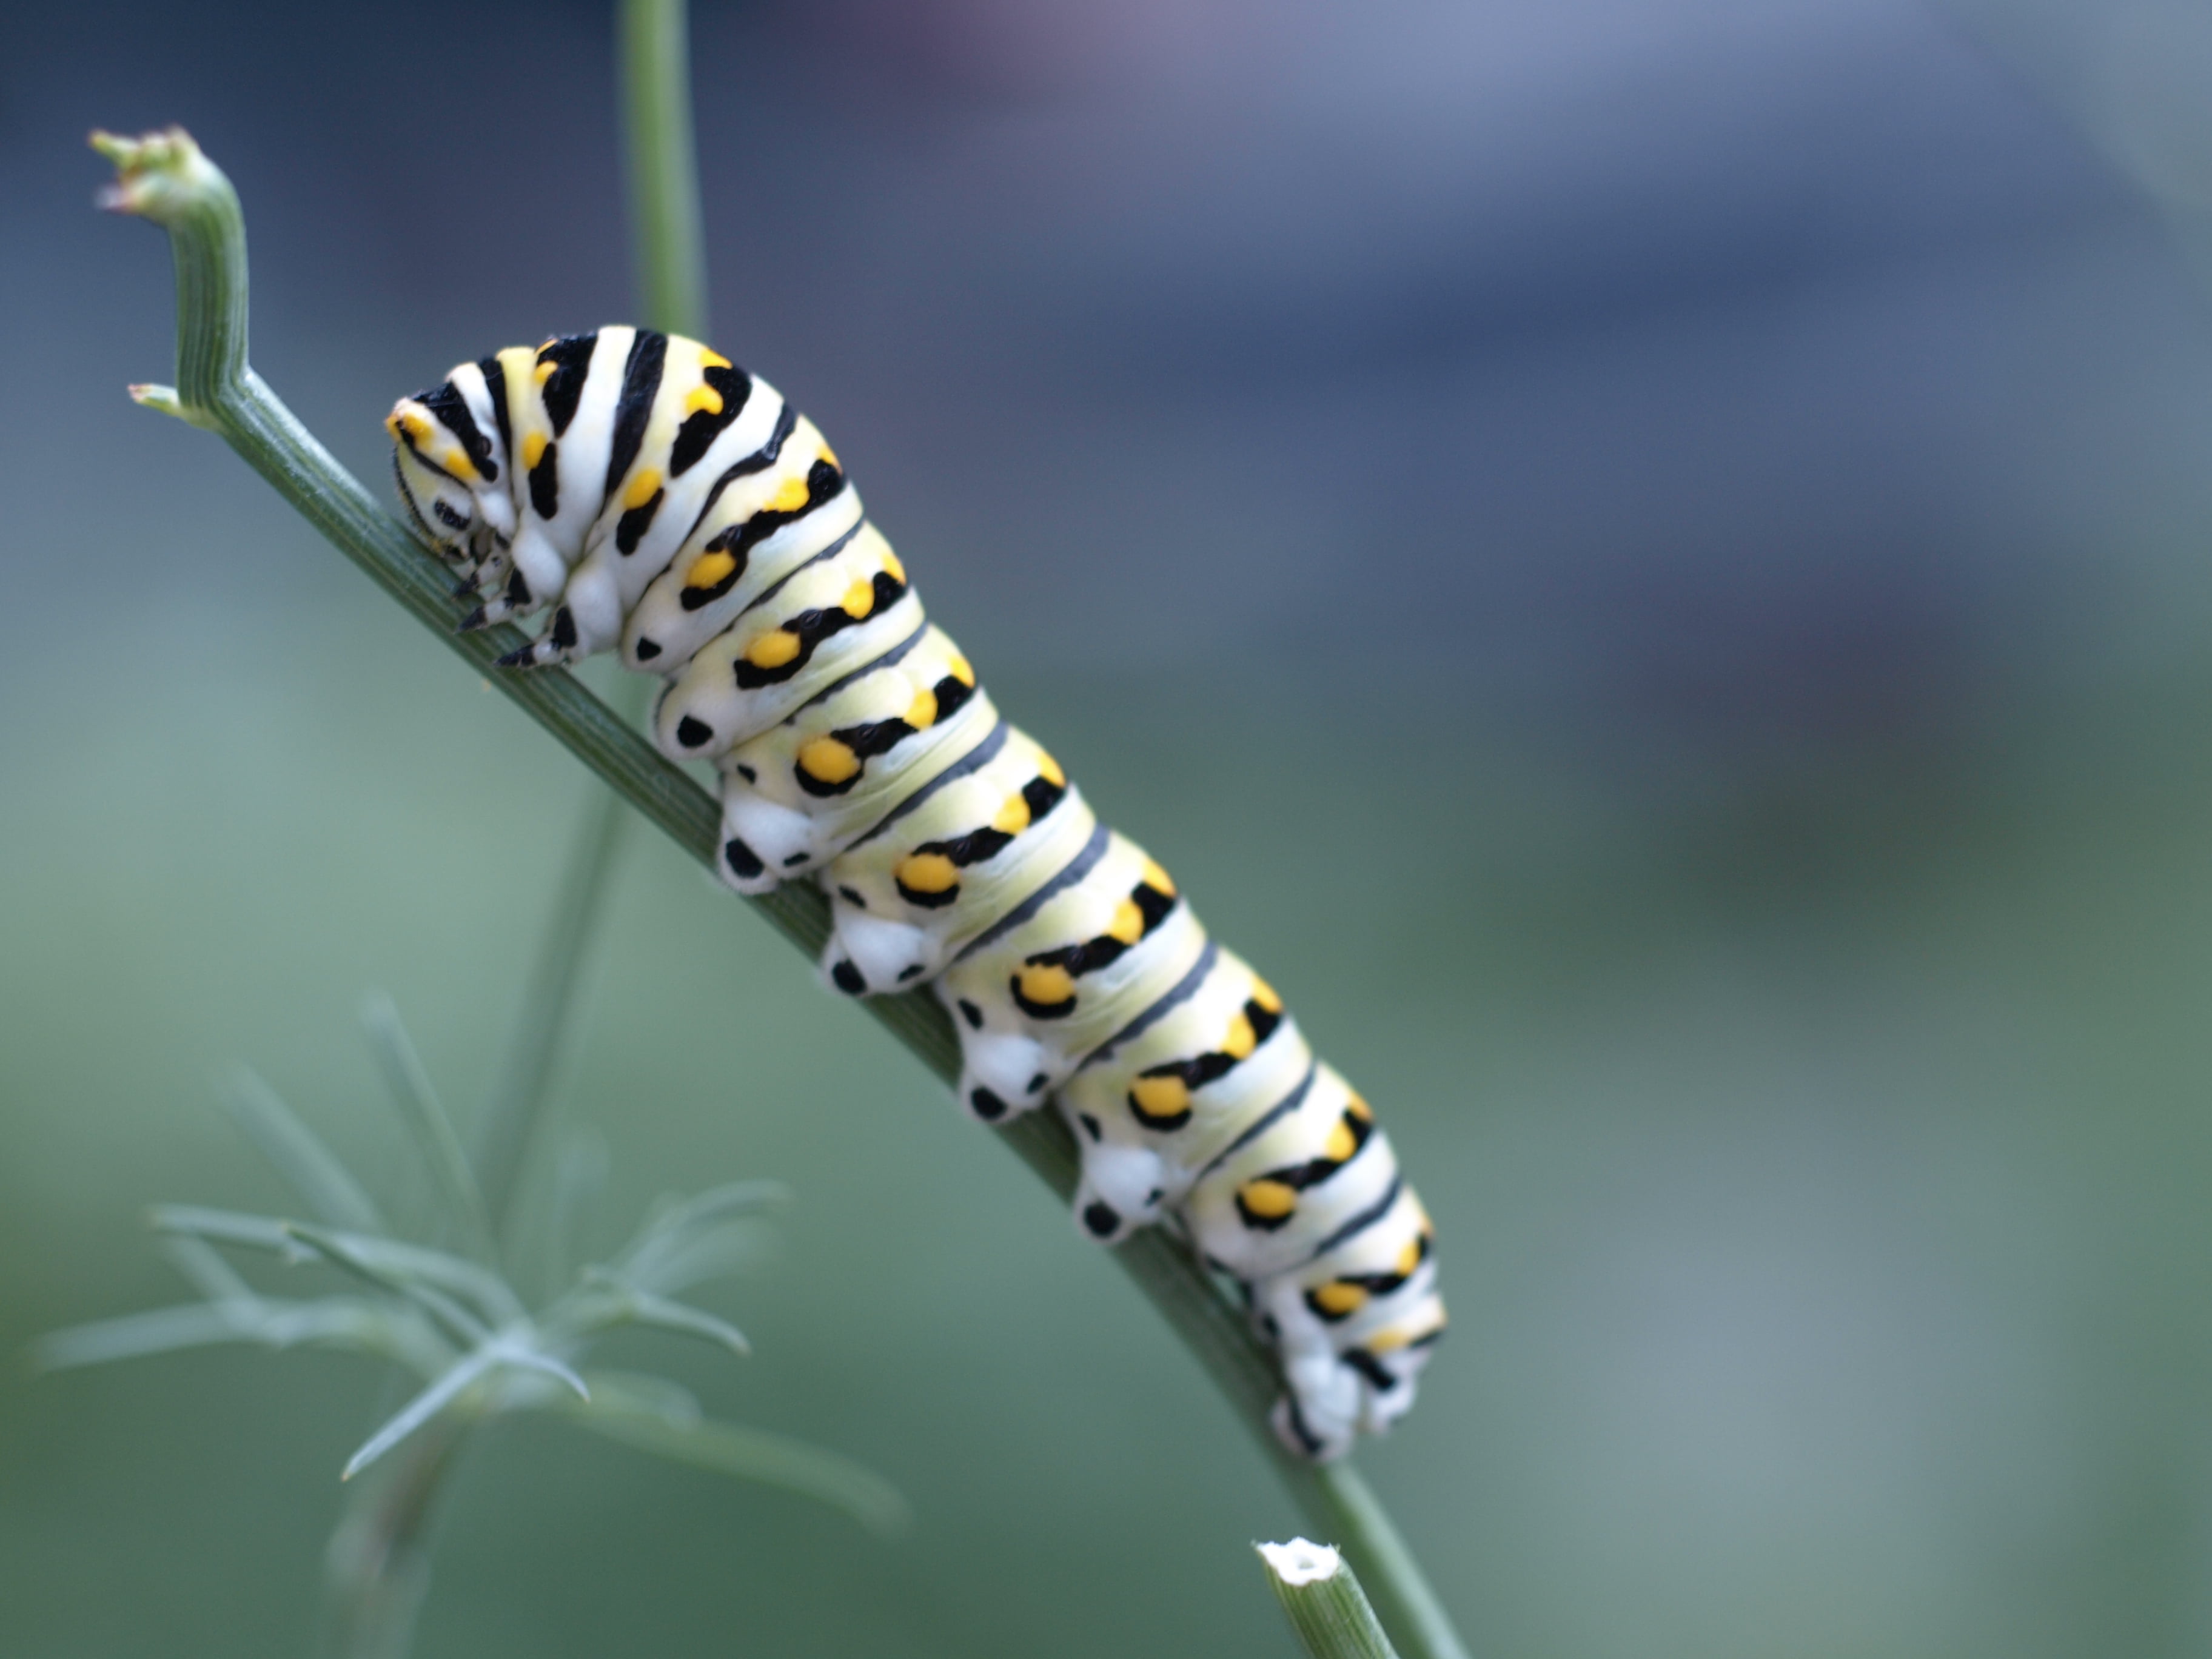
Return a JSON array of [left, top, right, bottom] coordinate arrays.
[[152, 1203, 310, 1259], [545, 1129, 609, 1292], [158, 1233, 258, 1304], [614, 1181, 788, 1284], [215, 1065, 385, 1235], [577, 1367, 701, 1424], [278, 1221, 523, 1330], [34, 1295, 449, 1375], [568, 1384, 909, 1536], [617, 1219, 774, 1296], [360, 992, 493, 1260], [487, 1338, 590, 1401], [275, 1225, 495, 1351], [342, 1347, 500, 1480], [559, 1275, 748, 1356], [251, 1298, 454, 1375], [33, 1302, 258, 1370]]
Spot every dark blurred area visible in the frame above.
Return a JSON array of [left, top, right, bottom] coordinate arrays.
[[11, 0, 2212, 1654]]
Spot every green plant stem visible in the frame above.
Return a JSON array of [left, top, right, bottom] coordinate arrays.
[[91, 126, 1471, 1659], [320, 1417, 467, 1659], [474, 763, 633, 1233], [1258, 1540, 1403, 1659], [482, 0, 709, 1239], [620, 0, 708, 340]]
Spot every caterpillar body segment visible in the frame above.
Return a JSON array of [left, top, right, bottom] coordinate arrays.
[[820, 725, 1097, 994], [623, 417, 854, 674], [389, 328, 1444, 1461], [652, 521, 919, 767], [1056, 945, 1315, 1242], [931, 829, 1209, 1124], [1259, 1186, 1446, 1456], [714, 624, 997, 894]]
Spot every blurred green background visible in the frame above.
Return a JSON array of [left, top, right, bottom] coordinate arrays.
[[14, 0, 2212, 1654]]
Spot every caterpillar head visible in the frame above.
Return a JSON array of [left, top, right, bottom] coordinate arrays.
[[386, 388, 515, 570]]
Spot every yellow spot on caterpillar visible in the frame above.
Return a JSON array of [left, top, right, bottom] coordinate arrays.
[[1105, 898, 1145, 945], [1019, 962, 1075, 1007], [388, 409, 429, 444], [880, 547, 905, 583], [623, 466, 662, 509], [534, 358, 556, 386], [1221, 1011, 1256, 1059], [1395, 1238, 1423, 1276], [769, 474, 811, 512], [1368, 1309, 1446, 1353], [1130, 1074, 1191, 1121], [1313, 1282, 1369, 1317], [947, 653, 976, 686], [1239, 1179, 1296, 1220], [1249, 976, 1283, 1014], [1344, 1093, 1373, 1124], [523, 431, 548, 471], [798, 737, 859, 785], [699, 349, 732, 369], [683, 383, 724, 416], [840, 578, 876, 618], [687, 551, 737, 591], [1035, 748, 1065, 787], [1322, 1118, 1358, 1163], [819, 443, 839, 468], [905, 686, 939, 728], [746, 630, 802, 669], [1139, 857, 1176, 897], [897, 851, 958, 894], [993, 793, 1033, 837], [441, 446, 477, 481]]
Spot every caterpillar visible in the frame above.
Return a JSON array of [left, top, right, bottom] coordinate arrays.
[[387, 328, 1445, 1460]]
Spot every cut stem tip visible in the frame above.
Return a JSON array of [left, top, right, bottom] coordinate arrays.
[[1258, 1538, 1403, 1659], [1260, 1538, 1344, 1587], [89, 126, 224, 223]]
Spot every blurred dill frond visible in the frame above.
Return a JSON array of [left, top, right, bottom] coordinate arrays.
[[35, 994, 908, 1537]]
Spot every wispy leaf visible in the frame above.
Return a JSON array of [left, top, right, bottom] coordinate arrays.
[[577, 1367, 700, 1426], [279, 1222, 523, 1329], [343, 1346, 501, 1480], [361, 993, 492, 1260], [278, 1222, 498, 1347], [217, 1067, 384, 1234], [544, 1130, 609, 1292], [618, 1218, 774, 1296], [159, 1233, 257, 1304], [569, 1379, 909, 1536], [555, 1275, 749, 1356], [152, 1203, 310, 1259], [486, 1338, 590, 1402], [614, 1181, 789, 1289], [33, 1302, 258, 1370]]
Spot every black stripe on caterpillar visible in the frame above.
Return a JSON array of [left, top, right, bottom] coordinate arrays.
[[387, 326, 1446, 1461]]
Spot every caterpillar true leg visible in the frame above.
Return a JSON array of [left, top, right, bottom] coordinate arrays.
[[388, 328, 1445, 1461]]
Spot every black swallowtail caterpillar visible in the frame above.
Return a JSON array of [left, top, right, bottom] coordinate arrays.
[[387, 327, 1445, 1460]]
